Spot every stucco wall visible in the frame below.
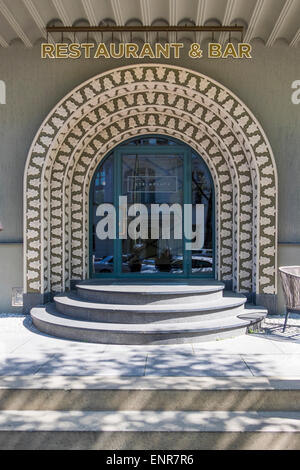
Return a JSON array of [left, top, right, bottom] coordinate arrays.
[[0, 41, 299, 312], [0, 244, 23, 312]]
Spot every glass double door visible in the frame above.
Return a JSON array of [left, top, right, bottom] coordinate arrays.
[[120, 150, 185, 276], [90, 142, 214, 278]]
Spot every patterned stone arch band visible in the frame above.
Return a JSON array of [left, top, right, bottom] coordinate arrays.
[[24, 64, 277, 297]]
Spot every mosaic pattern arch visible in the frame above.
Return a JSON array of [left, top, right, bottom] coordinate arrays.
[[24, 64, 277, 297]]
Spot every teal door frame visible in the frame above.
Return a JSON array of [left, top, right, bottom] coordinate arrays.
[[89, 138, 215, 280]]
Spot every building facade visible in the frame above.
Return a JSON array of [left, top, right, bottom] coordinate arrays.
[[0, 2, 299, 317]]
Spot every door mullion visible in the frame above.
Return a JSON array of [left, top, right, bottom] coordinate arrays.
[[114, 151, 121, 276], [184, 150, 192, 277]]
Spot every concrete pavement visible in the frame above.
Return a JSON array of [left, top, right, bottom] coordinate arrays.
[[0, 313, 300, 377]]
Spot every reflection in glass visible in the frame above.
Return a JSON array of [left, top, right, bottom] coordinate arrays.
[[191, 153, 213, 274], [91, 157, 114, 273], [90, 136, 214, 277], [121, 154, 184, 274]]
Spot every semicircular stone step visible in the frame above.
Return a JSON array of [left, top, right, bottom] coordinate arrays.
[[54, 292, 247, 324], [76, 280, 225, 305], [30, 304, 267, 345]]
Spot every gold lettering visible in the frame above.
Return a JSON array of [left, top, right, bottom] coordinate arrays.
[[170, 43, 184, 59], [222, 43, 238, 59], [69, 43, 81, 59], [139, 43, 155, 58], [94, 43, 110, 59], [125, 43, 138, 58], [55, 43, 69, 58], [41, 43, 55, 59], [110, 43, 124, 58], [155, 43, 170, 58], [238, 43, 252, 58], [208, 43, 222, 58], [81, 43, 94, 59]]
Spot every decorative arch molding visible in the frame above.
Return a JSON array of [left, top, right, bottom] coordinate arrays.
[[24, 64, 277, 307]]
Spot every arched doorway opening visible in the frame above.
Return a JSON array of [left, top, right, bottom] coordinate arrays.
[[90, 136, 214, 278], [23, 64, 277, 313]]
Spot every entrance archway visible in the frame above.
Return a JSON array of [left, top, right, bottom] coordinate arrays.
[[23, 64, 278, 311], [90, 135, 214, 278]]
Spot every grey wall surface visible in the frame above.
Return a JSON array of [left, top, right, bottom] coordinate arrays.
[[0, 41, 299, 312], [0, 243, 23, 312]]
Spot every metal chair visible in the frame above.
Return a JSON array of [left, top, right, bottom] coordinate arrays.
[[279, 266, 300, 332]]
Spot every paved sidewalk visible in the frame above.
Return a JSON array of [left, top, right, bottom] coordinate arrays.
[[0, 314, 300, 377]]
